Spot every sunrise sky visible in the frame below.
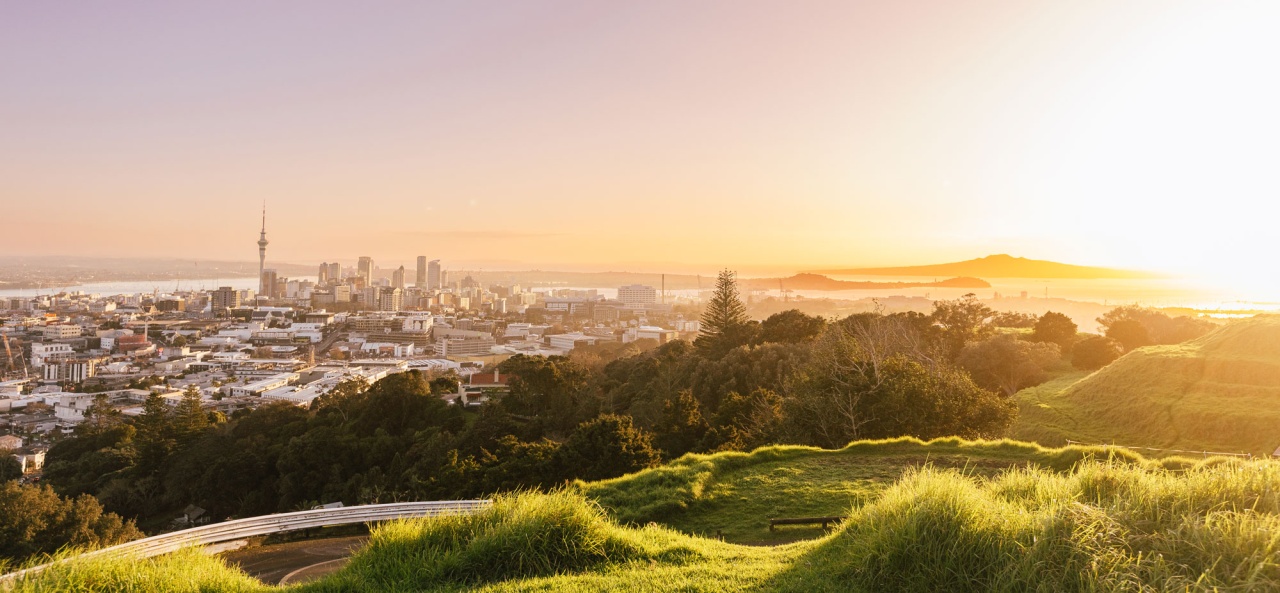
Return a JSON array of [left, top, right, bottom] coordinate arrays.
[[3, 1, 1279, 288]]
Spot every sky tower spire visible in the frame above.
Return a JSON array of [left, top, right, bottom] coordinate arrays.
[[257, 203, 269, 296]]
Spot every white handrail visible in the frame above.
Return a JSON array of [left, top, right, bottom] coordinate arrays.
[[0, 499, 491, 585]]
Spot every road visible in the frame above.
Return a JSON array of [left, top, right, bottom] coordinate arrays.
[[220, 535, 366, 585]]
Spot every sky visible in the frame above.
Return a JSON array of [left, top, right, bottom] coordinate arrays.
[[2, 1, 1280, 290]]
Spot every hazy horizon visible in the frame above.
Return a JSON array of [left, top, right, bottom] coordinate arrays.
[[4, 1, 1279, 294]]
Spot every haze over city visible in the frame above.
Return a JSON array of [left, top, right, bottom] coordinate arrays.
[[6, 3, 1280, 591], [4, 1, 1280, 293]]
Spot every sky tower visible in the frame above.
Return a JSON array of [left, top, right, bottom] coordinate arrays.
[[257, 204, 269, 295]]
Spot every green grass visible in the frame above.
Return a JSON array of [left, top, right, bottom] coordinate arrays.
[[1011, 315, 1280, 456], [577, 436, 1174, 545], [15, 452, 1280, 592]]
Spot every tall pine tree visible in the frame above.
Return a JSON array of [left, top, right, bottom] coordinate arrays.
[[172, 385, 209, 442], [696, 269, 752, 358]]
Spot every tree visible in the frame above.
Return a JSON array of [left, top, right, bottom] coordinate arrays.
[[757, 309, 826, 344], [310, 377, 370, 423], [81, 393, 124, 436], [930, 293, 995, 357], [788, 352, 1015, 448], [0, 452, 21, 483], [957, 334, 1060, 396], [500, 355, 591, 431], [705, 388, 785, 452], [786, 316, 1015, 447], [697, 269, 753, 358], [0, 482, 141, 563], [1097, 306, 1214, 347], [1072, 335, 1124, 370], [1030, 312, 1078, 351], [554, 415, 660, 482], [134, 392, 174, 471], [172, 385, 209, 442], [1105, 319, 1153, 352], [991, 311, 1039, 328]]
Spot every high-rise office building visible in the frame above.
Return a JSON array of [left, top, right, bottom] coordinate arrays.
[[210, 286, 240, 311], [392, 266, 406, 290], [618, 284, 657, 306], [358, 256, 374, 285], [427, 259, 441, 290], [261, 269, 279, 299], [318, 262, 331, 284], [416, 256, 428, 288], [327, 262, 341, 282], [380, 287, 403, 312]]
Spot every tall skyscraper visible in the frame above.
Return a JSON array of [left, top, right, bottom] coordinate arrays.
[[327, 262, 341, 282], [318, 262, 330, 284], [358, 256, 374, 285], [261, 269, 278, 299], [415, 256, 427, 288], [392, 265, 406, 290], [257, 205, 269, 295], [427, 259, 441, 290]]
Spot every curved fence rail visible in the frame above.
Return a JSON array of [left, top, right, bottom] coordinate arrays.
[[0, 499, 491, 585]]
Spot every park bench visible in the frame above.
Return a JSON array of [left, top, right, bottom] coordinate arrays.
[[768, 516, 847, 531]]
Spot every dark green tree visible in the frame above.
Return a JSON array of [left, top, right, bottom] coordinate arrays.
[[697, 269, 753, 358], [758, 309, 826, 344], [134, 392, 174, 471], [554, 415, 660, 482], [172, 385, 209, 442], [81, 393, 124, 436], [0, 452, 21, 483]]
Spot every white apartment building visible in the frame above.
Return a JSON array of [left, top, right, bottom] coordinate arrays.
[[547, 332, 600, 351], [618, 284, 658, 307], [42, 324, 83, 340], [226, 372, 300, 397], [30, 343, 73, 367]]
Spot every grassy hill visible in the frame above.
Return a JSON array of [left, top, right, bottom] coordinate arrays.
[[577, 437, 1155, 545], [1012, 315, 1280, 456], [11, 439, 1279, 592]]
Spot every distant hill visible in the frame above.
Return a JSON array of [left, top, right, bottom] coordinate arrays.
[[1012, 315, 1280, 456], [741, 273, 989, 291], [813, 254, 1162, 279]]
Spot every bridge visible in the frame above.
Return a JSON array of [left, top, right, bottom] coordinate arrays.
[[0, 499, 491, 585]]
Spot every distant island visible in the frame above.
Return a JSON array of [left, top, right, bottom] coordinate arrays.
[[742, 273, 990, 291], [811, 254, 1163, 280]]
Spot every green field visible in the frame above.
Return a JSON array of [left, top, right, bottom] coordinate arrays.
[[1011, 315, 1280, 456], [12, 440, 1279, 592]]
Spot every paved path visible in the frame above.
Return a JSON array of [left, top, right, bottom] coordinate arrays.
[[220, 535, 367, 585]]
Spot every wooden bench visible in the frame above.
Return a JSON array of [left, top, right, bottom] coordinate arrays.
[[768, 516, 847, 531]]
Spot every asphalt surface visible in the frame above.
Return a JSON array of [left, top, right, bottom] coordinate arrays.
[[220, 535, 367, 585]]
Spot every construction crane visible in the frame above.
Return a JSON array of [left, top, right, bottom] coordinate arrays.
[[1, 333, 26, 380], [1, 334, 12, 373]]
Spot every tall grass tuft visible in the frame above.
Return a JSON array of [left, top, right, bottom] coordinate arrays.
[[783, 460, 1280, 592], [4, 547, 266, 593], [313, 490, 704, 592]]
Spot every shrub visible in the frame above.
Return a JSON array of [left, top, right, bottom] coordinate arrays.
[[1071, 335, 1124, 370]]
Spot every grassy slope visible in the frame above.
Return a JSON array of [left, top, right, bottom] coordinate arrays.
[[15, 447, 1280, 593], [1012, 315, 1280, 456], [578, 437, 1156, 545]]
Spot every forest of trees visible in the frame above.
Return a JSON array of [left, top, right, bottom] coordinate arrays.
[[3, 270, 1217, 564]]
